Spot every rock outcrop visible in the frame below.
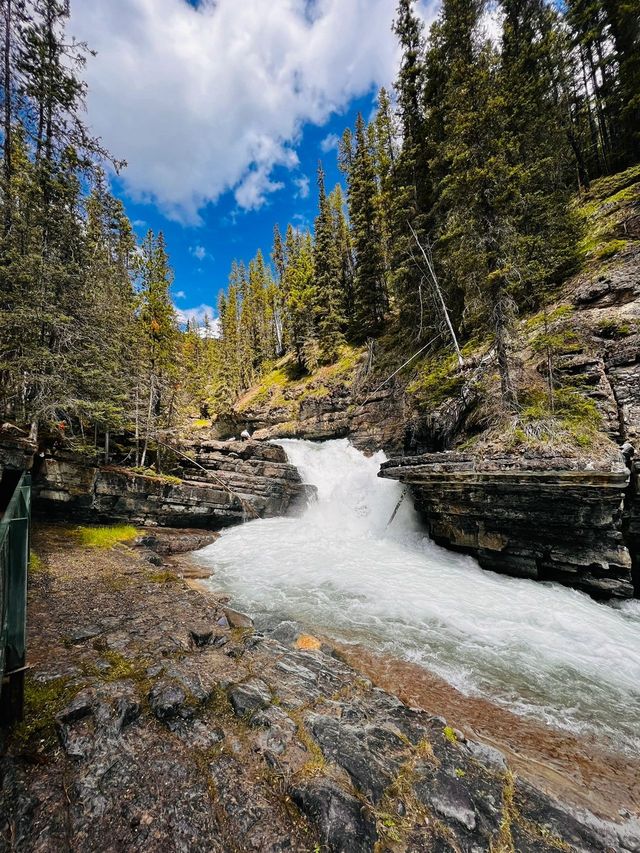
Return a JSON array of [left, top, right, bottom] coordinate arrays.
[[32, 439, 312, 528], [237, 383, 409, 454], [380, 451, 635, 598], [2, 524, 638, 853]]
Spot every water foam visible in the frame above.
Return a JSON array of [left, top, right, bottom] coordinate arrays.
[[196, 438, 640, 751]]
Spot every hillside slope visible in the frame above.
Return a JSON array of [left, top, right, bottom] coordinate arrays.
[[213, 165, 640, 461]]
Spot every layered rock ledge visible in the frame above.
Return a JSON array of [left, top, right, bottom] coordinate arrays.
[[31, 439, 312, 528], [380, 451, 635, 599]]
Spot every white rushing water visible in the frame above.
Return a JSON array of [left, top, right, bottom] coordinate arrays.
[[196, 438, 640, 752]]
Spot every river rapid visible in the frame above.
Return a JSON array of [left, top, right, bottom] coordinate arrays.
[[195, 438, 640, 756]]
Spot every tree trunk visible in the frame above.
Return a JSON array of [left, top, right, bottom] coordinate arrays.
[[3, 0, 13, 236], [494, 291, 516, 408], [140, 376, 154, 468], [408, 221, 464, 366]]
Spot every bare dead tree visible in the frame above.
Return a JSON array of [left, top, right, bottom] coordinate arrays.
[[407, 221, 464, 367]]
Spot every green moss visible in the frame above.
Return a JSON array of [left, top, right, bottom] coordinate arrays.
[[523, 303, 573, 332], [443, 725, 458, 744], [12, 675, 75, 747], [409, 351, 465, 407], [82, 649, 149, 685], [596, 238, 628, 260], [576, 165, 640, 264], [147, 570, 179, 584], [584, 163, 640, 204], [129, 467, 183, 485], [530, 327, 583, 356], [596, 317, 634, 339], [101, 650, 146, 682], [491, 771, 516, 853], [74, 524, 138, 548]]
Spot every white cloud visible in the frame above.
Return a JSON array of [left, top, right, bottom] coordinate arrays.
[[320, 133, 340, 153], [70, 0, 438, 223], [174, 290, 186, 299], [175, 303, 218, 331], [190, 244, 210, 261], [293, 174, 310, 199]]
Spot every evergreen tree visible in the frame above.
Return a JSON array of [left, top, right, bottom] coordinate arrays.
[[328, 184, 355, 333], [346, 113, 387, 337], [137, 230, 179, 465], [312, 163, 344, 361], [390, 0, 433, 339]]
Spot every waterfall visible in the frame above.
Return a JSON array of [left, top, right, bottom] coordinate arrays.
[[195, 438, 640, 753]]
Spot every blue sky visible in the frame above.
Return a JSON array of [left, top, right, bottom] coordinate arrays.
[[68, 0, 438, 328], [116, 92, 377, 325]]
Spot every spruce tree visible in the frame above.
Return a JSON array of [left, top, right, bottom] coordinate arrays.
[[390, 0, 433, 339], [312, 163, 344, 362], [347, 113, 387, 338]]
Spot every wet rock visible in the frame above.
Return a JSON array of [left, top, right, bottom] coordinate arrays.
[[32, 438, 311, 528], [417, 771, 477, 832], [136, 529, 218, 555], [290, 778, 378, 853], [228, 678, 272, 717], [223, 607, 254, 629], [69, 625, 102, 644], [252, 706, 297, 757], [148, 681, 190, 724], [116, 696, 141, 731], [464, 740, 507, 772], [305, 714, 404, 803]]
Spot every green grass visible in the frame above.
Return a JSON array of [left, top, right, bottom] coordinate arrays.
[[512, 387, 602, 449], [28, 552, 48, 574], [129, 467, 183, 485], [576, 163, 640, 263], [236, 344, 365, 414], [74, 524, 138, 548], [12, 675, 75, 747]]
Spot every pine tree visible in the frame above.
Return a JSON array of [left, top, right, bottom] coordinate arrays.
[[347, 113, 387, 338], [312, 163, 344, 362], [390, 0, 433, 339], [283, 228, 315, 370], [328, 184, 355, 333], [137, 230, 179, 465]]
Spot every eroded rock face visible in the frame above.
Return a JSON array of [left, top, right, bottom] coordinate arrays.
[[380, 452, 635, 599], [234, 384, 409, 454], [32, 439, 313, 528]]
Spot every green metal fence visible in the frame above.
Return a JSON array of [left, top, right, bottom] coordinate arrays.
[[0, 472, 31, 724]]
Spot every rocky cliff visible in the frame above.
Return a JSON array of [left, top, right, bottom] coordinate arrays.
[[380, 452, 634, 598], [31, 439, 312, 528], [216, 346, 410, 454]]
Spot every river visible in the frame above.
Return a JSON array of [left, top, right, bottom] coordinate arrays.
[[195, 438, 640, 758]]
